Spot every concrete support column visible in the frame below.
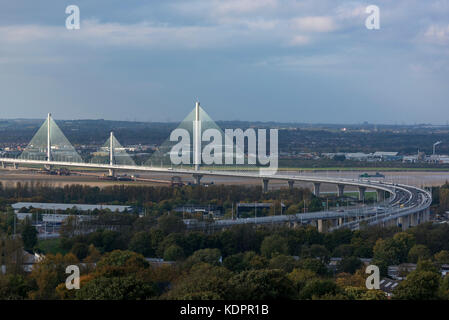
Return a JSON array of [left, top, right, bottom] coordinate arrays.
[[108, 169, 115, 177], [337, 184, 345, 197], [377, 190, 385, 202], [288, 180, 294, 190], [313, 183, 321, 197], [403, 215, 410, 230], [13, 163, 18, 169], [47, 113, 52, 162], [410, 213, 417, 226], [109, 131, 114, 166], [262, 179, 269, 193], [358, 187, 367, 201], [1, 162, 5, 169], [193, 174, 203, 185], [317, 219, 323, 233], [338, 217, 343, 226]]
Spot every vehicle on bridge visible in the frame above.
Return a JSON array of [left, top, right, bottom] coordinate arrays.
[[359, 172, 385, 178]]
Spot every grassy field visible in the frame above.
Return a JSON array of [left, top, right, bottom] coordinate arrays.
[[36, 238, 67, 255]]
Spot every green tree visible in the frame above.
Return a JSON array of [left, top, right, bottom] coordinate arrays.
[[393, 270, 441, 300], [76, 275, 157, 300], [372, 232, 415, 275], [260, 235, 289, 258], [337, 256, 363, 274], [288, 268, 317, 296], [434, 250, 449, 265], [71, 242, 89, 260], [408, 244, 431, 263], [21, 224, 37, 252], [268, 254, 298, 273], [157, 214, 186, 234], [163, 245, 185, 261], [299, 279, 340, 300], [298, 258, 328, 276], [128, 231, 154, 257], [165, 263, 233, 300], [185, 248, 222, 268], [229, 269, 295, 300]]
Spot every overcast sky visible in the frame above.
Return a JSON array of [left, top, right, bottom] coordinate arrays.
[[1, 0, 448, 124]]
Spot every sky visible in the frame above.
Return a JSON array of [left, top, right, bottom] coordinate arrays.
[[0, 0, 449, 124]]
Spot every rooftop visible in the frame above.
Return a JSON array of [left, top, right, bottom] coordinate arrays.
[[12, 202, 132, 212]]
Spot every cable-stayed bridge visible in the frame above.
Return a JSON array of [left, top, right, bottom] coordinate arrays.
[[0, 108, 432, 232]]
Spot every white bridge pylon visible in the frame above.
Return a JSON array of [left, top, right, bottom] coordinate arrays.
[[19, 113, 83, 163]]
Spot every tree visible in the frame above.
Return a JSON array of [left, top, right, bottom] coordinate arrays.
[[76, 275, 157, 300], [408, 244, 431, 263], [298, 258, 328, 276], [302, 244, 330, 263], [299, 279, 340, 300], [434, 250, 449, 265], [185, 248, 222, 268], [229, 269, 295, 300], [0, 274, 32, 299], [372, 232, 415, 275], [260, 235, 289, 258], [337, 257, 363, 274], [438, 273, 449, 299], [393, 270, 441, 300], [268, 254, 298, 273], [163, 245, 185, 261], [21, 224, 37, 252], [28, 253, 79, 299], [128, 231, 154, 257], [165, 263, 233, 300], [71, 242, 89, 260], [332, 244, 354, 258], [288, 268, 317, 295], [157, 214, 186, 234], [84, 244, 101, 263]]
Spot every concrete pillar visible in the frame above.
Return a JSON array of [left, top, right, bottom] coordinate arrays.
[[358, 187, 367, 201], [403, 215, 410, 230], [288, 180, 294, 190], [410, 213, 417, 226], [262, 179, 269, 193], [110, 131, 114, 166], [317, 219, 323, 233], [338, 217, 343, 226], [47, 113, 51, 162], [313, 183, 321, 197], [193, 174, 203, 185], [337, 184, 345, 197], [377, 190, 385, 202], [108, 169, 115, 177], [13, 163, 18, 169], [194, 102, 201, 171], [1, 162, 5, 169]]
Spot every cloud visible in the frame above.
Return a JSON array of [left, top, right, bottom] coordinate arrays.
[[213, 0, 278, 14], [291, 16, 337, 32], [288, 35, 310, 46], [423, 24, 449, 45]]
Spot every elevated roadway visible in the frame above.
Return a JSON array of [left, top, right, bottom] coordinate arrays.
[[0, 157, 432, 232]]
